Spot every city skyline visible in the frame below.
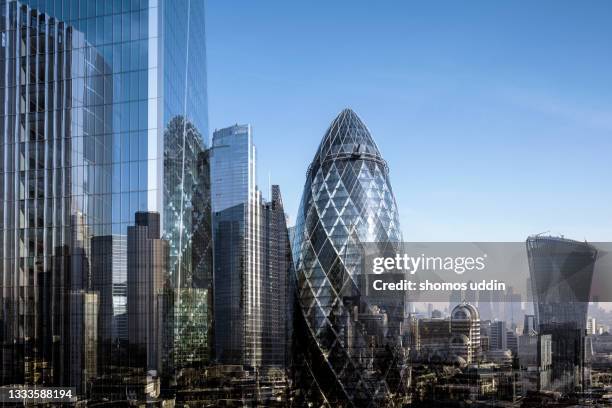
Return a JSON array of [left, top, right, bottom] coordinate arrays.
[[207, 1, 612, 241], [1, 0, 611, 405]]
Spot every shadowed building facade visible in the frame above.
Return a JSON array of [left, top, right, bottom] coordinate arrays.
[[526, 235, 597, 393]]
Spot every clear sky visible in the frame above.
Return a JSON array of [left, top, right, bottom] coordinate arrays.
[[205, 1, 612, 241]]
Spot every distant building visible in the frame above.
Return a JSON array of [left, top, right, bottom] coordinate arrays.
[[417, 318, 451, 352], [490, 321, 507, 351], [91, 234, 128, 372], [527, 235, 597, 393], [518, 333, 552, 393], [506, 330, 518, 355], [127, 212, 169, 373], [587, 317, 597, 335], [450, 303, 481, 364], [523, 314, 536, 335], [261, 186, 293, 368]]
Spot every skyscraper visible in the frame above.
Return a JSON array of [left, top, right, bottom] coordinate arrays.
[[292, 108, 404, 405], [211, 124, 262, 367], [490, 320, 508, 350], [127, 212, 168, 373], [91, 234, 128, 372], [0, 1, 111, 385], [1, 0, 210, 393], [261, 185, 293, 368], [526, 235, 597, 393]]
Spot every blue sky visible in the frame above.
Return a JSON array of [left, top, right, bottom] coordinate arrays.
[[205, 1, 612, 241]]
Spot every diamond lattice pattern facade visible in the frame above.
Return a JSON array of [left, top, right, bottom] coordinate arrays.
[[293, 109, 405, 405]]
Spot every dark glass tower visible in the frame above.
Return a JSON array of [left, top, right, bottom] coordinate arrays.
[[526, 235, 597, 393], [261, 185, 293, 368], [127, 211, 168, 373], [292, 109, 404, 406]]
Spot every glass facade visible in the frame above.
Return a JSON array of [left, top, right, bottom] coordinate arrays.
[[0, 0, 210, 393], [526, 235, 597, 393], [292, 108, 404, 405], [211, 124, 262, 367]]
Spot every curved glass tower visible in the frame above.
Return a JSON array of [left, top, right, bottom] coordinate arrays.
[[293, 109, 404, 406]]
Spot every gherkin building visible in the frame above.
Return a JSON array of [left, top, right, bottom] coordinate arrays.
[[292, 109, 406, 407]]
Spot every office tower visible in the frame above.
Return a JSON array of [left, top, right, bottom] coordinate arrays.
[[505, 287, 522, 328], [91, 234, 127, 372], [261, 185, 293, 368], [523, 314, 536, 335], [527, 235, 597, 393], [480, 320, 492, 352], [450, 303, 481, 364], [0, 1, 111, 385], [127, 212, 169, 373], [490, 321, 508, 350], [1, 0, 209, 392], [506, 329, 518, 355], [293, 109, 403, 405], [211, 124, 263, 367]]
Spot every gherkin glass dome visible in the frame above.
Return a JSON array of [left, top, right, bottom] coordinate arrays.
[[293, 109, 404, 406]]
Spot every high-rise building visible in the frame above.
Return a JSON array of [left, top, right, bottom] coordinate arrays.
[[1, 0, 210, 392], [490, 321, 508, 350], [506, 329, 518, 355], [211, 124, 262, 367], [127, 212, 169, 373], [523, 314, 536, 335], [292, 109, 403, 405], [0, 1, 111, 385], [91, 234, 127, 371], [261, 185, 293, 368], [526, 235, 597, 393]]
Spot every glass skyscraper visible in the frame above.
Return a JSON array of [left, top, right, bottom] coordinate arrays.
[[0, 0, 210, 393], [292, 109, 404, 406], [211, 124, 262, 367], [526, 235, 597, 393]]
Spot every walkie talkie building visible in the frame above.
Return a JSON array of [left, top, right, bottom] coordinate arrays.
[[292, 109, 404, 406], [526, 235, 597, 393]]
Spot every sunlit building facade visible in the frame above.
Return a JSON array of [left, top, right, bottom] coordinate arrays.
[[0, 0, 210, 394], [211, 124, 263, 367], [292, 108, 404, 405]]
